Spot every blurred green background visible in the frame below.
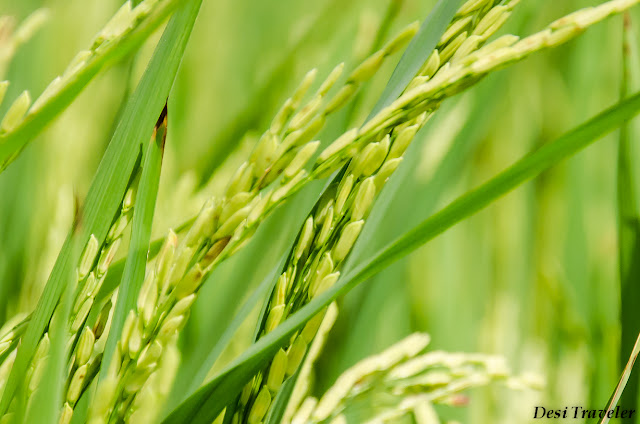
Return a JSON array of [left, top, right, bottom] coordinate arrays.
[[0, 0, 635, 422]]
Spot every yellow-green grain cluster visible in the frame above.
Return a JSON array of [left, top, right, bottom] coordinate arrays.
[[288, 332, 534, 424], [0, 0, 637, 422], [233, 1, 516, 422], [83, 24, 419, 423], [0, 146, 140, 421]]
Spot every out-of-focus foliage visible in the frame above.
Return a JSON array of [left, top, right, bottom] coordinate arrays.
[[0, 0, 636, 422]]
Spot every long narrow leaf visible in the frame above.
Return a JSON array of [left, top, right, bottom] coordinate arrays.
[[197, 0, 357, 185], [101, 0, 460, 317], [95, 217, 195, 308], [24, 227, 81, 424], [161, 88, 640, 424], [366, 0, 461, 120], [600, 332, 640, 424], [165, 181, 328, 411], [264, 367, 301, 424], [613, 12, 640, 417], [0, 0, 182, 173], [0, 0, 201, 413], [183, 254, 287, 396], [99, 104, 168, 381], [331, 87, 499, 387]]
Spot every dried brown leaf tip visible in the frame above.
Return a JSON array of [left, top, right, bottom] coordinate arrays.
[[153, 102, 168, 149], [70, 188, 84, 237]]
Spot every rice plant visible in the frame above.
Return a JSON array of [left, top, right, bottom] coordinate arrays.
[[0, 0, 639, 423]]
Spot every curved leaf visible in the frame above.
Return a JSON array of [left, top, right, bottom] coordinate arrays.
[[99, 104, 167, 381], [366, 0, 461, 120], [0, 0, 181, 173], [0, 0, 201, 414], [161, 87, 640, 424]]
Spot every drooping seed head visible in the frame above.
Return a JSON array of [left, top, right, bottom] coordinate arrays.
[[271, 98, 295, 135], [97, 1, 133, 41], [215, 202, 252, 238], [166, 244, 195, 290], [440, 31, 468, 63], [28, 360, 46, 394], [241, 192, 267, 227], [93, 300, 112, 340], [89, 376, 117, 418], [315, 253, 333, 283], [166, 294, 196, 323], [74, 272, 96, 313], [248, 387, 272, 424], [314, 197, 334, 225], [451, 34, 483, 63], [123, 184, 136, 212], [220, 192, 253, 224]]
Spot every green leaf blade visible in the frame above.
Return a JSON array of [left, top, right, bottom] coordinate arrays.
[[99, 104, 167, 381], [0, 0, 182, 173], [366, 0, 461, 120], [24, 230, 81, 424], [162, 91, 640, 424], [0, 0, 202, 414], [609, 12, 640, 420]]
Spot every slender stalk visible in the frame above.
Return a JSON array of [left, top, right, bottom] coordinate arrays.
[[600, 332, 640, 424]]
